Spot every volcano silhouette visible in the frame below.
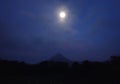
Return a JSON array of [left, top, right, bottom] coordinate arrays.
[[49, 53, 70, 62]]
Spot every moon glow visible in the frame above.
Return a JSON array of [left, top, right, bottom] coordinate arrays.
[[59, 11, 66, 18], [57, 7, 68, 23]]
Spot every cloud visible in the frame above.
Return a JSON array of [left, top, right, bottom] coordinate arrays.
[[20, 11, 36, 19], [20, 10, 52, 23]]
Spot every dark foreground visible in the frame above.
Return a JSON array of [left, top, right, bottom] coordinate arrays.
[[0, 56, 120, 84]]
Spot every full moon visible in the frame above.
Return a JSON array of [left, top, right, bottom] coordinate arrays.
[[59, 11, 66, 19]]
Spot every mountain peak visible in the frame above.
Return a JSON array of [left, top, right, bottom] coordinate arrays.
[[49, 53, 70, 62]]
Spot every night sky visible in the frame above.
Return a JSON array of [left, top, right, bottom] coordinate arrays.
[[0, 0, 120, 63]]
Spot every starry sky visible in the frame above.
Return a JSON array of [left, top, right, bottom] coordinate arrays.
[[0, 0, 120, 63]]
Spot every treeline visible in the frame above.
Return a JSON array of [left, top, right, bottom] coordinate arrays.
[[0, 56, 120, 84]]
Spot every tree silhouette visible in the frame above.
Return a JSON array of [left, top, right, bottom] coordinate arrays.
[[110, 56, 120, 64]]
